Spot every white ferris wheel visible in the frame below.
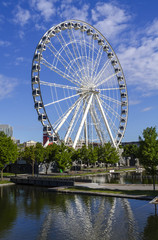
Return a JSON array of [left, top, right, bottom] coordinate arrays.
[[31, 20, 128, 149]]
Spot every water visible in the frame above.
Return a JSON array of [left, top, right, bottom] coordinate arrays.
[[0, 185, 157, 240], [81, 171, 158, 185]]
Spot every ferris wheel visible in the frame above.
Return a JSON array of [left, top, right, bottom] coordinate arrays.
[[31, 20, 128, 149]]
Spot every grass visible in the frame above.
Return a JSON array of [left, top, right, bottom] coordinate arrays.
[[3, 172, 15, 177], [0, 180, 11, 184], [46, 167, 136, 178], [66, 187, 158, 197]]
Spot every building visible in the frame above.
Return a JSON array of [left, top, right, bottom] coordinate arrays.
[[23, 140, 37, 147], [122, 141, 140, 147], [0, 124, 13, 137]]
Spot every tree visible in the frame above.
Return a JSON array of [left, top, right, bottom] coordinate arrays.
[[35, 142, 44, 165], [139, 127, 158, 191], [88, 146, 98, 166], [98, 143, 119, 166], [0, 132, 18, 180], [122, 144, 139, 159], [54, 143, 72, 172], [44, 143, 59, 174], [22, 146, 36, 176], [79, 145, 90, 166]]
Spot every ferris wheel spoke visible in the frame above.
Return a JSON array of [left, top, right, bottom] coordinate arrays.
[[40, 81, 79, 91], [79, 36, 89, 85], [95, 95, 116, 148], [82, 31, 90, 81], [93, 97, 118, 139], [56, 33, 81, 75], [100, 100, 119, 135], [95, 72, 118, 88], [68, 29, 86, 81], [41, 58, 81, 86], [90, 38, 95, 80], [44, 92, 80, 107], [97, 87, 121, 91], [47, 42, 79, 80], [101, 104, 120, 135], [100, 93, 122, 106], [100, 97, 121, 120], [93, 47, 104, 81], [73, 93, 94, 149], [46, 43, 71, 70], [91, 45, 103, 80], [57, 31, 88, 85], [94, 59, 111, 85]]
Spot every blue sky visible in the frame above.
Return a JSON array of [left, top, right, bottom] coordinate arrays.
[[0, 0, 158, 143]]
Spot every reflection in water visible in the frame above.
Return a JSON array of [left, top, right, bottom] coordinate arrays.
[[0, 185, 156, 240], [143, 214, 158, 240], [82, 171, 158, 185]]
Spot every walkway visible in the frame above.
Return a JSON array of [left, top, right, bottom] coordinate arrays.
[[74, 182, 158, 191]]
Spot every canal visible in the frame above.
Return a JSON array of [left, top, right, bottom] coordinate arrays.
[[0, 184, 157, 240]]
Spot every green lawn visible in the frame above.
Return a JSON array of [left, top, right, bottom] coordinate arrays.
[[3, 172, 15, 177], [0, 180, 11, 184]]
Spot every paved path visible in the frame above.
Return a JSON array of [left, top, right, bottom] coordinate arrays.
[[49, 182, 157, 200], [74, 182, 158, 191]]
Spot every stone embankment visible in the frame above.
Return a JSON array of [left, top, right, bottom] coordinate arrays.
[[10, 176, 74, 187]]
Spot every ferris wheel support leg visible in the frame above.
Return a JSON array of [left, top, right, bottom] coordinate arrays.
[[83, 98, 88, 148], [73, 94, 94, 149], [64, 99, 81, 143], [55, 97, 81, 133], [90, 108, 104, 145], [95, 95, 117, 148]]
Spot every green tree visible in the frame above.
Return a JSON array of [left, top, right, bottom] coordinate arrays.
[[22, 146, 36, 176], [54, 143, 72, 172], [71, 148, 82, 170], [80, 145, 90, 166], [122, 144, 139, 161], [98, 143, 119, 166], [0, 132, 18, 180], [35, 142, 44, 165], [44, 143, 59, 174], [139, 127, 158, 191], [88, 146, 98, 166]]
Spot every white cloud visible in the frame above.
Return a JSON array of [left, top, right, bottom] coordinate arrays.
[[118, 20, 158, 95], [59, 3, 89, 22], [14, 6, 31, 26], [0, 74, 18, 100], [129, 98, 141, 106], [15, 57, 25, 66], [91, 2, 130, 40], [31, 0, 55, 21], [35, 23, 47, 31], [0, 40, 11, 46], [146, 19, 158, 37], [141, 107, 153, 112], [19, 30, 25, 39]]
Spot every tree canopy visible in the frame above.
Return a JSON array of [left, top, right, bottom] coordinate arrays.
[[0, 132, 18, 180], [139, 126, 158, 190]]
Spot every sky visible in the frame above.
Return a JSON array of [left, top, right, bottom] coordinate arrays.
[[0, 0, 158, 144]]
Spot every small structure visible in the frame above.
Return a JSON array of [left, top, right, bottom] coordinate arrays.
[[150, 196, 158, 204]]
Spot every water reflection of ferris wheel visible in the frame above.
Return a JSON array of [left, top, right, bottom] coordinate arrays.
[[31, 20, 128, 148]]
